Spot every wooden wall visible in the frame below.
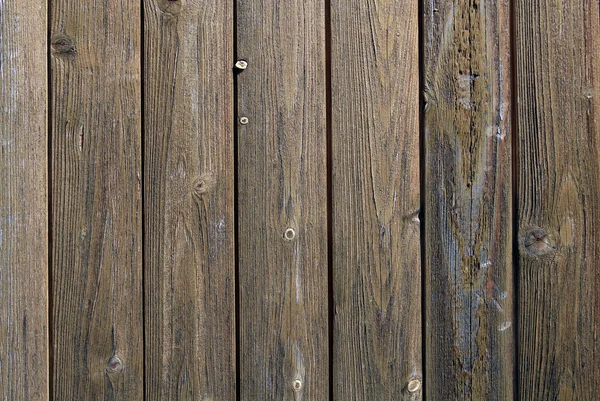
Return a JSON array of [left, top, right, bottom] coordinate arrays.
[[1, 0, 599, 399]]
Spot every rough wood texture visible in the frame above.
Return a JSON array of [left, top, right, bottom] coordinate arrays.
[[51, 0, 143, 398], [236, 1, 328, 400], [0, 0, 48, 399], [423, 0, 514, 398], [330, 0, 421, 399], [143, 0, 235, 399], [516, 0, 600, 399]]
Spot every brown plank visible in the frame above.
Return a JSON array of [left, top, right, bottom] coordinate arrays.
[[516, 0, 600, 398], [236, 1, 328, 400], [423, 0, 514, 398], [330, 0, 421, 399], [143, 0, 235, 399], [0, 0, 48, 399], [50, 0, 143, 398]]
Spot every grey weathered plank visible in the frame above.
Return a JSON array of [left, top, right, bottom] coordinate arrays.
[[143, 0, 236, 399], [423, 0, 514, 398], [50, 0, 143, 398], [330, 0, 422, 399], [516, 0, 600, 399], [236, 1, 329, 400], [0, 0, 48, 399]]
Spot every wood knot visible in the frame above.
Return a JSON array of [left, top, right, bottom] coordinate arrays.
[[157, 0, 184, 15], [51, 35, 76, 56], [192, 174, 214, 198], [194, 180, 208, 195], [404, 209, 420, 225], [498, 321, 512, 332], [292, 379, 302, 392], [106, 356, 123, 374], [521, 228, 555, 256]]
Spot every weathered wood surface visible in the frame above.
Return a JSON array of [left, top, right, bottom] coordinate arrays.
[[516, 0, 600, 399], [143, 0, 236, 399], [423, 0, 514, 398], [4, 0, 600, 398], [0, 0, 48, 399], [50, 0, 143, 398], [236, 1, 329, 400], [330, 0, 421, 399]]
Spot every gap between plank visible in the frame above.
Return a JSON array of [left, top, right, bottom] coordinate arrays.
[[47, 0, 54, 396], [140, 0, 147, 398], [509, 0, 520, 398], [233, 0, 241, 398], [418, 0, 426, 397], [324, 0, 334, 399]]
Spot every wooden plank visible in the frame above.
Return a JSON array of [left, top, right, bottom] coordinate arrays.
[[0, 0, 48, 399], [143, 0, 235, 399], [423, 0, 514, 398], [516, 0, 600, 398], [50, 0, 143, 398], [330, 0, 421, 399], [236, 1, 328, 400]]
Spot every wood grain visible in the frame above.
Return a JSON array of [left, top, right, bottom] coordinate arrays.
[[516, 0, 600, 399], [236, 1, 328, 400], [51, 0, 143, 398], [330, 0, 421, 399], [423, 0, 514, 398], [143, 0, 235, 399], [0, 0, 48, 399]]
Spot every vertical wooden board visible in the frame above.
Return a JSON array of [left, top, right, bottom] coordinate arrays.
[[423, 0, 514, 398], [51, 0, 142, 398], [0, 0, 48, 399], [516, 0, 600, 398], [143, 0, 235, 399], [237, 1, 328, 400], [330, 0, 421, 400]]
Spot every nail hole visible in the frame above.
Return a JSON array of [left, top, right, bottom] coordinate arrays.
[[284, 228, 296, 241], [240, 117, 249, 125], [235, 60, 248, 70], [293, 379, 302, 392], [407, 379, 421, 393]]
